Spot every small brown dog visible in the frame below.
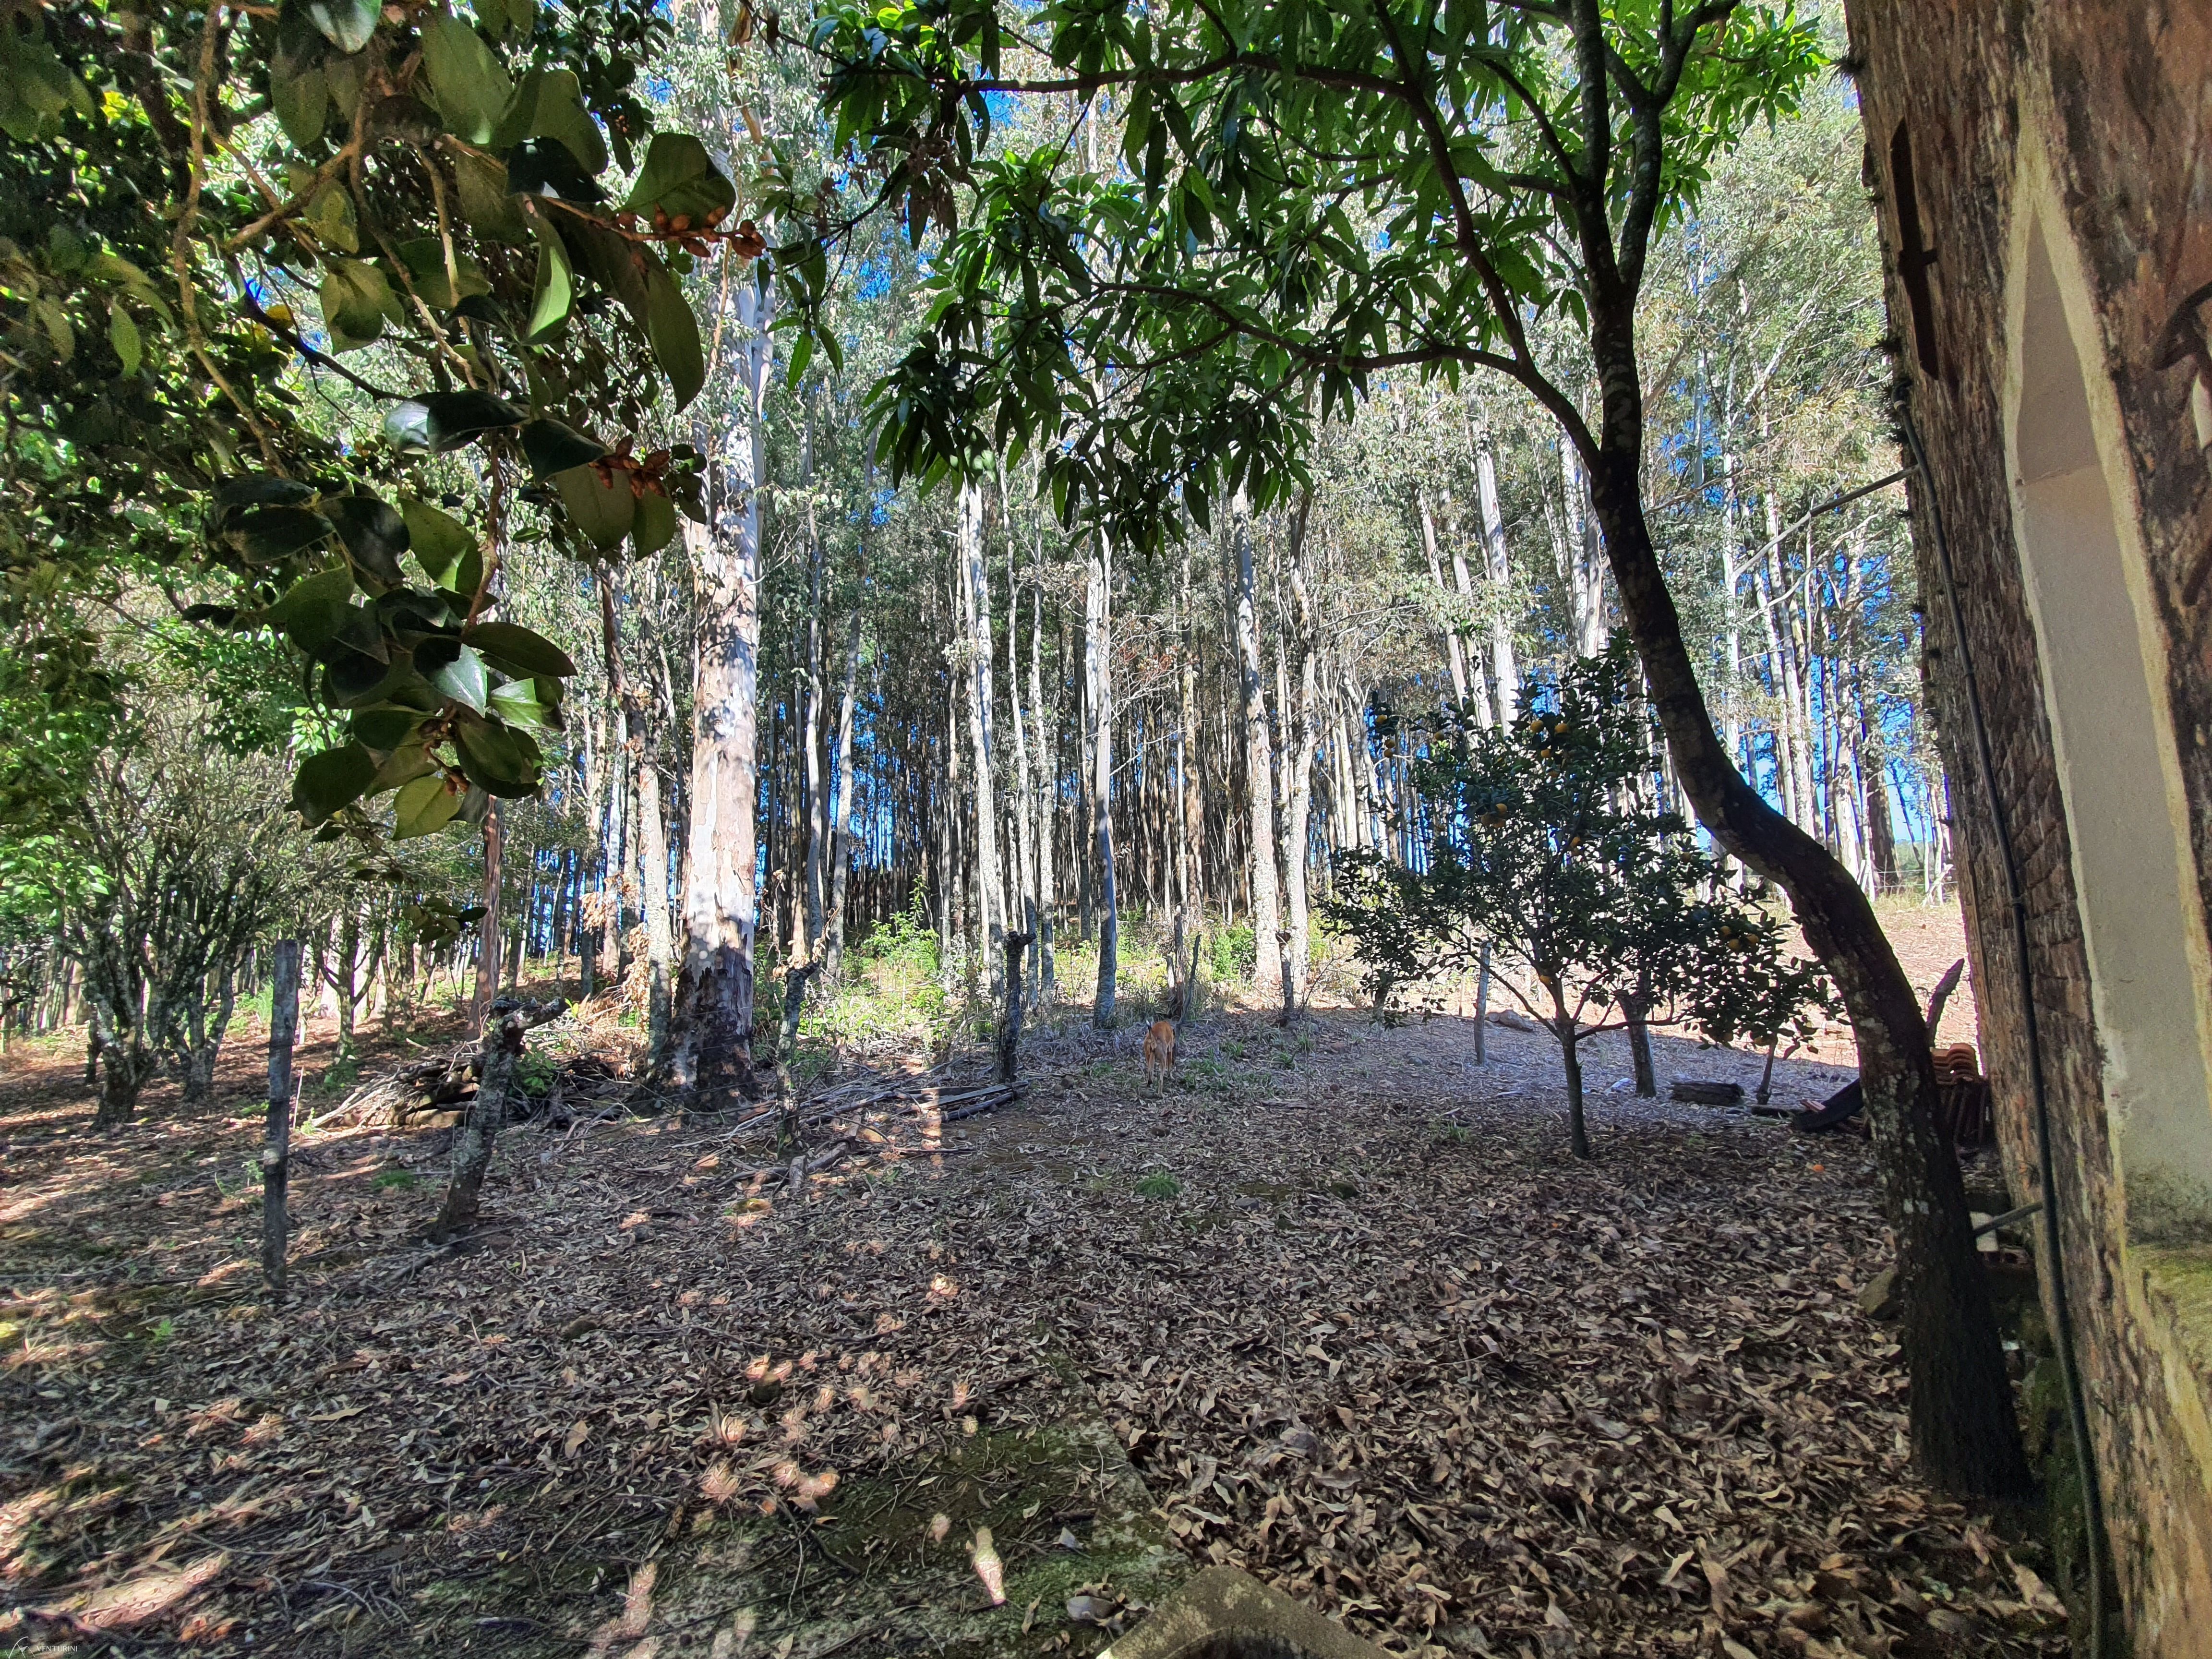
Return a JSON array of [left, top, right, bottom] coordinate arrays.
[[1142, 1020, 1177, 1094]]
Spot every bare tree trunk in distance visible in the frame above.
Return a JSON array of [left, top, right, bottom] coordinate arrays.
[[1470, 409, 1521, 725], [960, 479, 1005, 998], [635, 745, 673, 1055], [260, 940, 300, 1294], [1031, 530, 1058, 1001], [1232, 495, 1281, 1005], [825, 605, 862, 980], [1280, 560, 1322, 1012], [1087, 531, 1118, 1027], [668, 273, 773, 1104], [1418, 484, 1473, 712]]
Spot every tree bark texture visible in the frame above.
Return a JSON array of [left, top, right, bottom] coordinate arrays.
[[668, 275, 773, 1103]]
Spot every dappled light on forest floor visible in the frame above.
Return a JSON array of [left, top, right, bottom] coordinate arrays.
[[0, 996, 2063, 1657]]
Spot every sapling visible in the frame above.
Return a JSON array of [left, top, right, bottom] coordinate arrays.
[[1332, 639, 1836, 1158]]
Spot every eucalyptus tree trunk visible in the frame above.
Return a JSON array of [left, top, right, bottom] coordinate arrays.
[[1555, 441, 1607, 658], [1716, 364, 1747, 775], [1470, 409, 1520, 725], [635, 671, 675, 1061], [1279, 562, 1322, 1012], [825, 605, 862, 980], [1178, 547, 1205, 911], [1417, 484, 1473, 712], [1030, 534, 1058, 1001], [1086, 530, 1118, 1026], [332, 902, 360, 1058], [800, 402, 829, 960], [1005, 558, 1038, 1000], [959, 480, 1005, 997], [1231, 497, 1281, 1003], [667, 274, 772, 1104]]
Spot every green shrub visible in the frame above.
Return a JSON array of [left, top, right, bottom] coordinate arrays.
[[1135, 1173, 1181, 1200], [859, 877, 941, 978], [1213, 925, 1256, 982], [373, 1167, 419, 1191]]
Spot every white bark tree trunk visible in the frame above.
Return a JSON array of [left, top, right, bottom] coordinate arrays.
[[958, 480, 1004, 997], [1470, 411, 1520, 725], [668, 275, 772, 1101], [1232, 495, 1282, 1003], [1086, 531, 1118, 1026]]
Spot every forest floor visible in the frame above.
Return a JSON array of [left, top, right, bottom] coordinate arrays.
[[0, 901, 2072, 1659]]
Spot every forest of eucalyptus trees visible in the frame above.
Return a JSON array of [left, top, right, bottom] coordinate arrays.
[[0, 10, 1934, 1091], [442, 38, 1932, 1040]]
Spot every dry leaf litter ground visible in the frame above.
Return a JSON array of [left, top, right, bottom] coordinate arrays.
[[0, 926, 2068, 1659]]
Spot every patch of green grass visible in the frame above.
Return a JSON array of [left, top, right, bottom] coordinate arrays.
[[373, 1167, 420, 1191], [1134, 1173, 1181, 1200]]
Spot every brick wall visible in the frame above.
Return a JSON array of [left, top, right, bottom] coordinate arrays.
[[1845, 2, 2212, 1649]]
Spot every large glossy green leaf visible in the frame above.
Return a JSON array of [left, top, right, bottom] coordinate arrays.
[[400, 496, 481, 594], [292, 740, 379, 825], [495, 68, 606, 177], [366, 742, 437, 793], [271, 8, 328, 147], [215, 476, 317, 513], [454, 718, 536, 795], [642, 253, 704, 410], [418, 11, 511, 144], [488, 675, 558, 734], [300, 0, 377, 52], [228, 504, 334, 563], [562, 217, 648, 330], [306, 183, 359, 252], [417, 637, 489, 711], [384, 389, 523, 454], [394, 772, 464, 838], [266, 564, 355, 650], [325, 494, 409, 587], [631, 487, 676, 556], [471, 0, 536, 43], [319, 257, 396, 350], [465, 620, 575, 678], [526, 219, 574, 341], [622, 133, 735, 227], [351, 704, 424, 750], [451, 146, 529, 241], [518, 418, 602, 479], [552, 463, 635, 548]]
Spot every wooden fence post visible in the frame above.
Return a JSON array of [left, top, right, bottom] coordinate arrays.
[[998, 933, 1033, 1083], [261, 940, 301, 1294]]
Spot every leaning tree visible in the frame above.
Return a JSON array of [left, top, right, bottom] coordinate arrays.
[[790, 0, 2030, 1493]]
